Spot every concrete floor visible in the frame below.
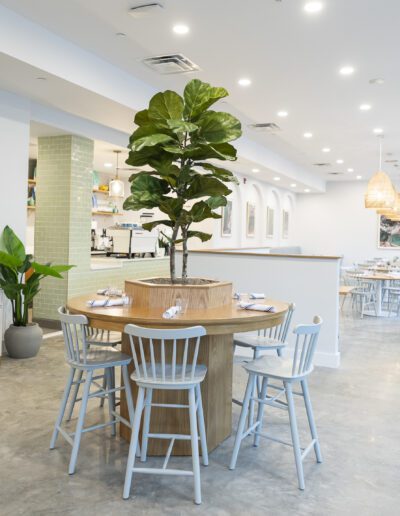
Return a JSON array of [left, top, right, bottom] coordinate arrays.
[[1, 311, 399, 516]]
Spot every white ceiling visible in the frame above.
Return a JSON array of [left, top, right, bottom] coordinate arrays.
[[2, 0, 400, 184]]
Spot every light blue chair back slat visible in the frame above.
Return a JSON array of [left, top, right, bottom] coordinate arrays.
[[58, 306, 90, 366], [259, 302, 295, 341]]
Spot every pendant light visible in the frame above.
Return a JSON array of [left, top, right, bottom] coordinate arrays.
[[109, 150, 125, 198], [364, 138, 396, 209]]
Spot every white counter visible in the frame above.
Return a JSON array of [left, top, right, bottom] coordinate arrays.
[[90, 256, 166, 271]]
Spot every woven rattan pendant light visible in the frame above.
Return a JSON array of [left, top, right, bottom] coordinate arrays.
[[365, 139, 396, 208], [377, 193, 400, 218]]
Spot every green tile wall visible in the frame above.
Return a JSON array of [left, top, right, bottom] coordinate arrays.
[[33, 135, 168, 321]]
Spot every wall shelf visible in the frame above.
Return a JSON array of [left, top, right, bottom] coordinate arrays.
[[28, 179, 36, 186], [93, 188, 109, 194], [27, 205, 36, 210], [92, 211, 122, 216]]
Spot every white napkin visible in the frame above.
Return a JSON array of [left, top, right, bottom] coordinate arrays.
[[250, 293, 265, 299], [238, 301, 276, 312], [163, 306, 180, 319], [87, 297, 128, 307], [96, 288, 123, 296]]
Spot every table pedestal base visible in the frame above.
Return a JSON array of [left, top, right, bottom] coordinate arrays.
[[120, 333, 234, 456]]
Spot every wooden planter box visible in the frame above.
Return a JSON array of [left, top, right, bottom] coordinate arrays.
[[125, 277, 233, 311]]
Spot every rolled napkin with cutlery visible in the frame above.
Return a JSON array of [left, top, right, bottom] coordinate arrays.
[[87, 297, 128, 307], [162, 306, 180, 319], [238, 301, 276, 312], [249, 293, 265, 299]]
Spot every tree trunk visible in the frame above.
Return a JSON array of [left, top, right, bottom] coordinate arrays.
[[182, 227, 188, 284], [170, 223, 180, 284]]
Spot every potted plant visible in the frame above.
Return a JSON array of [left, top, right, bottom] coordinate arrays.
[[0, 226, 73, 358], [123, 79, 242, 293]]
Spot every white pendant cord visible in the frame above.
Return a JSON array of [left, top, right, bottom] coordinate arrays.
[[379, 139, 382, 171]]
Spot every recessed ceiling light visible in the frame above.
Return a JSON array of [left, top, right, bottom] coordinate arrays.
[[238, 78, 252, 87], [359, 103, 371, 111], [273, 177, 281, 181], [290, 183, 297, 188], [369, 78, 384, 85], [115, 32, 126, 37], [347, 168, 354, 173], [173, 24, 189, 35], [252, 168, 260, 173], [304, 2, 323, 13], [104, 162, 113, 168], [373, 127, 384, 134], [277, 110, 289, 118], [304, 188, 311, 193], [339, 65, 355, 76], [336, 159, 344, 164], [322, 147, 331, 153], [356, 175, 362, 179], [303, 132, 313, 139]]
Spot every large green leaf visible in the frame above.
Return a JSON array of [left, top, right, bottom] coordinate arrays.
[[186, 230, 212, 242], [183, 79, 228, 120], [0, 250, 22, 269], [134, 109, 150, 126], [31, 262, 72, 279], [183, 142, 237, 161], [129, 123, 173, 145], [2, 226, 25, 264], [206, 196, 227, 210], [186, 175, 231, 199], [158, 198, 185, 219], [167, 119, 198, 134], [142, 220, 175, 232], [195, 162, 239, 183], [197, 111, 242, 144], [130, 173, 170, 195], [131, 133, 174, 152], [186, 201, 222, 223], [148, 90, 184, 127]]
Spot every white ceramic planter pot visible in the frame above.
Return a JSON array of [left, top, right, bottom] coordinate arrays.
[[4, 323, 43, 359]]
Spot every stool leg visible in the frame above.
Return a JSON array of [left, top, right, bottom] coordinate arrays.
[[121, 365, 140, 458], [66, 369, 83, 421], [123, 386, 145, 500], [195, 383, 208, 466], [189, 386, 201, 505], [285, 381, 305, 490], [100, 371, 106, 408], [140, 388, 153, 462], [253, 376, 269, 447], [229, 373, 256, 470], [247, 348, 260, 430], [69, 370, 93, 475], [301, 379, 322, 463], [106, 368, 116, 436], [50, 368, 75, 449]]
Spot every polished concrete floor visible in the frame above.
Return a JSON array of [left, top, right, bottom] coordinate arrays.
[[1, 310, 399, 516]]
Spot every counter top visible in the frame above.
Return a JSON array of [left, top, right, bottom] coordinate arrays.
[[90, 256, 167, 271]]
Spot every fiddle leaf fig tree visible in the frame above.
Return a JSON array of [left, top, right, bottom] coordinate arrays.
[[123, 79, 242, 284]]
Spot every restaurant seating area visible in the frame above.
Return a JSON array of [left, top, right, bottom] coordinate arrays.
[[1, 1, 400, 515]]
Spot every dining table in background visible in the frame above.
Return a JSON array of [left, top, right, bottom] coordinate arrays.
[[67, 294, 289, 456], [350, 272, 400, 317]]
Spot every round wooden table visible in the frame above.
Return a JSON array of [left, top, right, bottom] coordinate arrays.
[[67, 294, 289, 455]]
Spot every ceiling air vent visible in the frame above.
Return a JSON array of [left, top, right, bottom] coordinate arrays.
[[385, 159, 399, 164], [313, 162, 331, 167], [129, 3, 163, 17], [248, 123, 281, 133], [142, 54, 200, 74], [328, 172, 344, 176]]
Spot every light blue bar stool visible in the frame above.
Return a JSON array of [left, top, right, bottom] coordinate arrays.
[[233, 303, 296, 426], [230, 316, 323, 490], [50, 307, 138, 475], [122, 324, 208, 505]]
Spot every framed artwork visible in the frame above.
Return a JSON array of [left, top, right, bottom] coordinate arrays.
[[246, 202, 256, 237], [378, 215, 400, 248], [221, 200, 233, 237], [266, 206, 274, 238], [282, 209, 289, 239]]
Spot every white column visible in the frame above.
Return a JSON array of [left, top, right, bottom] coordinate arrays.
[[0, 90, 30, 241]]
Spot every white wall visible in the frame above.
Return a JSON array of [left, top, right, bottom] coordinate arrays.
[[177, 251, 340, 368], [294, 181, 400, 265], [190, 173, 297, 250], [0, 90, 30, 242]]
